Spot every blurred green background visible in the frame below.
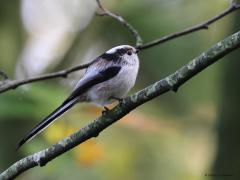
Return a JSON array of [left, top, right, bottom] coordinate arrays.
[[0, 0, 240, 179]]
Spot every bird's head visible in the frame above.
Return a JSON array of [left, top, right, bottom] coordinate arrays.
[[100, 45, 139, 65]]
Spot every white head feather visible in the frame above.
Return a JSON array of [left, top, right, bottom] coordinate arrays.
[[106, 45, 135, 54]]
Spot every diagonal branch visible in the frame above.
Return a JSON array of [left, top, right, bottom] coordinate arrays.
[[0, 61, 93, 94], [137, 1, 240, 50], [1, 28, 240, 180], [96, 0, 143, 46]]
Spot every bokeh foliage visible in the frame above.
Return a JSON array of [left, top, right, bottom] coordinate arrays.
[[0, 0, 238, 180]]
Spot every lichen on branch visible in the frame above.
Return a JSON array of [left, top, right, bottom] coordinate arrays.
[[1, 29, 240, 180]]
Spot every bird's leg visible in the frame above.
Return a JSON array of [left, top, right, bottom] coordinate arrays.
[[111, 96, 123, 103], [102, 106, 110, 115]]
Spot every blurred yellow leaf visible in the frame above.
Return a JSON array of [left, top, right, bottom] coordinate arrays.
[[43, 122, 77, 144], [74, 139, 104, 167]]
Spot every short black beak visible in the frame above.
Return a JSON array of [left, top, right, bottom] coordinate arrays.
[[135, 48, 140, 53]]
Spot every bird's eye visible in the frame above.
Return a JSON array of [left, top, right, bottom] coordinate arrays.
[[127, 50, 132, 56]]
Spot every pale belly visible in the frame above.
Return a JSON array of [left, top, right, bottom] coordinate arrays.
[[87, 66, 138, 106]]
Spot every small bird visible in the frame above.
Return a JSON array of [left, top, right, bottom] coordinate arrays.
[[17, 45, 140, 149]]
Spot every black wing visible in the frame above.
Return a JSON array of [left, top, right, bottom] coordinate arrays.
[[17, 66, 121, 149]]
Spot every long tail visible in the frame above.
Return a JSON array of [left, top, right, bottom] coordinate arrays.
[[17, 99, 77, 149]]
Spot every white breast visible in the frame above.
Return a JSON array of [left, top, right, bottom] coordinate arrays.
[[88, 55, 139, 106]]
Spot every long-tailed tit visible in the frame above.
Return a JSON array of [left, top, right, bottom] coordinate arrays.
[[17, 45, 140, 149]]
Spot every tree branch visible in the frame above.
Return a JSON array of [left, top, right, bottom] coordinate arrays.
[[137, 1, 240, 50], [1, 28, 240, 180], [96, 0, 143, 46], [0, 61, 93, 94]]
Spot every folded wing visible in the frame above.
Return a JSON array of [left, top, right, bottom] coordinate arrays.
[[17, 66, 121, 149]]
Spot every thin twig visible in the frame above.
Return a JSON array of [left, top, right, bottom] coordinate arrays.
[[0, 61, 93, 94], [137, 2, 240, 50], [96, 0, 143, 46], [1, 29, 240, 180]]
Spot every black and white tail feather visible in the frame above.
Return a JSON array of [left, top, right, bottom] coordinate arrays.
[[17, 45, 139, 149], [17, 99, 78, 149]]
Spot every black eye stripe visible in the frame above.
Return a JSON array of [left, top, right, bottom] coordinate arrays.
[[99, 48, 132, 62], [116, 48, 128, 56], [100, 53, 119, 61]]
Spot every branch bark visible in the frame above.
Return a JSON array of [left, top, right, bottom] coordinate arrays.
[[137, 2, 240, 50], [0, 62, 93, 94], [96, 0, 143, 46], [1, 28, 240, 180]]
